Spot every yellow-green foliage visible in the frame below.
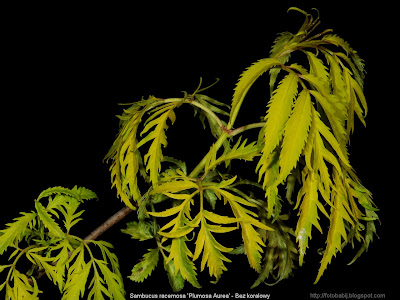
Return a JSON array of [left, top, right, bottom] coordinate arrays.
[[0, 187, 125, 299], [1, 7, 379, 296], [107, 7, 378, 290]]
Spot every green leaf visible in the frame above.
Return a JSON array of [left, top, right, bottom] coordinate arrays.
[[6, 269, 40, 299], [119, 113, 142, 204], [71, 186, 98, 201], [322, 34, 365, 86], [212, 189, 273, 272], [162, 250, 185, 292], [208, 137, 262, 172], [159, 198, 201, 238], [96, 260, 125, 300], [52, 239, 73, 291], [137, 102, 179, 185], [150, 178, 198, 196], [269, 32, 293, 94], [93, 240, 122, 277], [121, 221, 153, 241], [315, 170, 353, 283], [204, 189, 217, 210], [27, 252, 58, 286], [88, 265, 112, 300], [313, 108, 351, 168], [37, 186, 78, 202], [348, 210, 378, 265], [166, 237, 201, 288], [277, 89, 312, 184], [148, 192, 196, 219], [230, 58, 282, 127], [257, 72, 299, 188], [35, 201, 65, 239], [305, 51, 329, 83], [129, 248, 159, 283], [106, 99, 162, 207], [158, 225, 198, 239], [63, 209, 85, 233], [203, 210, 239, 225], [193, 213, 233, 281], [325, 53, 347, 101], [252, 221, 297, 288], [194, 94, 230, 141], [0, 212, 36, 255], [148, 204, 184, 218], [162, 156, 187, 175], [62, 245, 92, 300], [305, 76, 347, 148], [294, 169, 329, 266]]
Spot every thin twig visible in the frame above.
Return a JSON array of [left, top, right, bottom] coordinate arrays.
[[28, 205, 133, 286], [83, 206, 133, 241]]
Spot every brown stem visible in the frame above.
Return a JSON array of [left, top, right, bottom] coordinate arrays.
[[83, 206, 133, 241], [28, 205, 133, 286]]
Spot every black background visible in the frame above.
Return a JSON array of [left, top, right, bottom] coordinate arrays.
[[1, 1, 395, 299]]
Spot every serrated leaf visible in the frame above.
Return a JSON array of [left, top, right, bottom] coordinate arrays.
[[7, 269, 40, 299], [322, 34, 365, 85], [28, 252, 58, 286], [119, 113, 142, 203], [295, 169, 328, 266], [348, 210, 378, 265], [129, 248, 159, 282], [71, 186, 98, 201], [96, 260, 125, 300], [305, 75, 347, 147], [325, 53, 347, 102], [159, 225, 198, 239], [93, 240, 122, 277], [37, 186, 78, 202], [193, 216, 232, 281], [62, 245, 91, 300], [194, 94, 230, 141], [204, 189, 217, 210], [88, 265, 112, 300], [315, 171, 352, 283], [137, 102, 179, 185], [313, 109, 350, 168], [277, 89, 312, 184], [306, 51, 329, 83], [230, 58, 282, 127], [0, 212, 36, 255], [35, 201, 65, 239], [162, 251, 185, 292], [256, 150, 279, 218], [121, 221, 153, 241], [105, 98, 161, 209], [150, 178, 198, 196], [52, 239, 73, 291], [203, 210, 238, 224], [252, 221, 297, 288], [257, 72, 299, 188], [348, 74, 368, 117], [148, 192, 195, 219], [162, 156, 187, 175], [212, 189, 273, 272], [269, 32, 293, 94], [208, 137, 262, 172], [167, 237, 201, 288]]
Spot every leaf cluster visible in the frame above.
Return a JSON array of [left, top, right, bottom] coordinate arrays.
[[0, 6, 380, 296], [0, 186, 125, 299], [107, 7, 379, 290]]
